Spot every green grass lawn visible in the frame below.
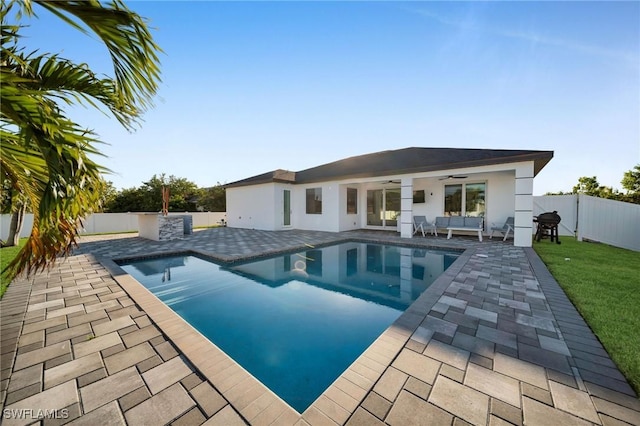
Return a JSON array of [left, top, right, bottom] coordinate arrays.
[[1, 238, 27, 298], [534, 237, 640, 395]]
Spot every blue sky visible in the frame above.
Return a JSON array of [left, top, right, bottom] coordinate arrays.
[[19, 1, 640, 195]]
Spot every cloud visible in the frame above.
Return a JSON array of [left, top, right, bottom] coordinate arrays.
[[410, 7, 638, 65]]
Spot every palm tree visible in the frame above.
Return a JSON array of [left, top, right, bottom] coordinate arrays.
[[1, 0, 161, 279]]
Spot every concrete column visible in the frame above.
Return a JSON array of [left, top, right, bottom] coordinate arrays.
[[400, 177, 413, 238], [514, 162, 534, 247]]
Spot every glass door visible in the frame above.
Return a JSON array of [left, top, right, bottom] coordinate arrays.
[[283, 190, 291, 226], [367, 190, 383, 226], [385, 188, 401, 227], [367, 188, 400, 228]]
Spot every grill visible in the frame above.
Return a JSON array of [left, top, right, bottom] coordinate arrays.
[[534, 211, 561, 244]]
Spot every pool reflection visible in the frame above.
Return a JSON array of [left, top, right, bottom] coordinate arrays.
[[124, 243, 458, 311]]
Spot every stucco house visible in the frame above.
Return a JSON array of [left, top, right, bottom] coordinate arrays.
[[224, 147, 553, 247]]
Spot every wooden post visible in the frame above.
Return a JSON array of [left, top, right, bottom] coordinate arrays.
[[161, 186, 169, 216]]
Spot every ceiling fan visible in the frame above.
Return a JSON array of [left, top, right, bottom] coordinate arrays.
[[438, 175, 468, 181], [383, 180, 401, 184]]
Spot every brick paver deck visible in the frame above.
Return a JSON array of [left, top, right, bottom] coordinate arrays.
[[1, 228, 638, 425]]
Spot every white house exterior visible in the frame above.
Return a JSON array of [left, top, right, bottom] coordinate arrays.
[[225, 148, 553, 247]]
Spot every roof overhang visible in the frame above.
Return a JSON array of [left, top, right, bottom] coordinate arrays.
[[224, 148, 554, 188]]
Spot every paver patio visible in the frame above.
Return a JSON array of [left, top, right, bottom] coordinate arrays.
[[1, 228, 638, 425]]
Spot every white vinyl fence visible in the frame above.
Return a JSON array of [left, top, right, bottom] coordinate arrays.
[[576, 195, 640, 252], [0, 212, 227, 241], [0, 214, 35, 241], [533, 195, 577, 236], [534, 195, 640, 252]]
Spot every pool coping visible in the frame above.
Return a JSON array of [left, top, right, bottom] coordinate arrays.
[[99, 237, 473, 424]]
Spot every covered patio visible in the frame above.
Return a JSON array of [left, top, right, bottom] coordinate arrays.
[[225, 147, 554, 248]]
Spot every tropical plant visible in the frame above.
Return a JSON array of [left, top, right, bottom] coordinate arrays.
[[0, 0, 161, 279]]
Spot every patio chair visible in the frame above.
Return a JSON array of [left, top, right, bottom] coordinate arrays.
[[413, 215, 428, 237], [490, 216, 514, 241]]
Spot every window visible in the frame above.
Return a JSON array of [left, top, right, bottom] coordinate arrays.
[[306, 188, 322, 214], [444, 183, 485, 217], [347, 188, 357, 214]]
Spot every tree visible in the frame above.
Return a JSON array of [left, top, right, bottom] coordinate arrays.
[[1, 1, 161, 279], [139, 174, 200, 212], [104, 186, 146, 213], [572, 176, 601, 196], [567, 172, 640, 204], [105, 174, 201, 213], [198, 184, 226, 212], [621, 164, 640, 204], [98, 181, 119, 212], [621, 164, 640, 194], [571, 176, 621, 201]]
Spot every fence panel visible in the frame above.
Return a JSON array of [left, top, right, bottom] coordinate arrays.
[[82, 213, 138, 234], [578, 195, 640, 252], [533, 195, 577, 236], [1, 212, 228, 241], [0, 214, 34, 240]]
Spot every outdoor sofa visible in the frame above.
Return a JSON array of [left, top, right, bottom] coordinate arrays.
[[431, 216, 484, 241]]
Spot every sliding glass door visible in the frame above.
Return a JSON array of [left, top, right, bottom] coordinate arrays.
[[367, 188, 400, 228], [385, 188, 400, 227], [367, 190, 383, 226]]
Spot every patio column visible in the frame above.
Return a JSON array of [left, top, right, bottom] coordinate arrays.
[[514, 162, 534, 247], [400, 177, 413, 238]]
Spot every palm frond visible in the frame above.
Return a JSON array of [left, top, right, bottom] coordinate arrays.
[[33, 0, 162, 126], [1, 121, 107, 278], [0, 0, 161, 280]]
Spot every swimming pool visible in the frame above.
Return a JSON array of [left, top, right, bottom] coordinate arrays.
[[119, 241, 459, 412]]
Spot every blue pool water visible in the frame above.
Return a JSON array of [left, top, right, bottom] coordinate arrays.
[[119, 242, 459, 412]]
